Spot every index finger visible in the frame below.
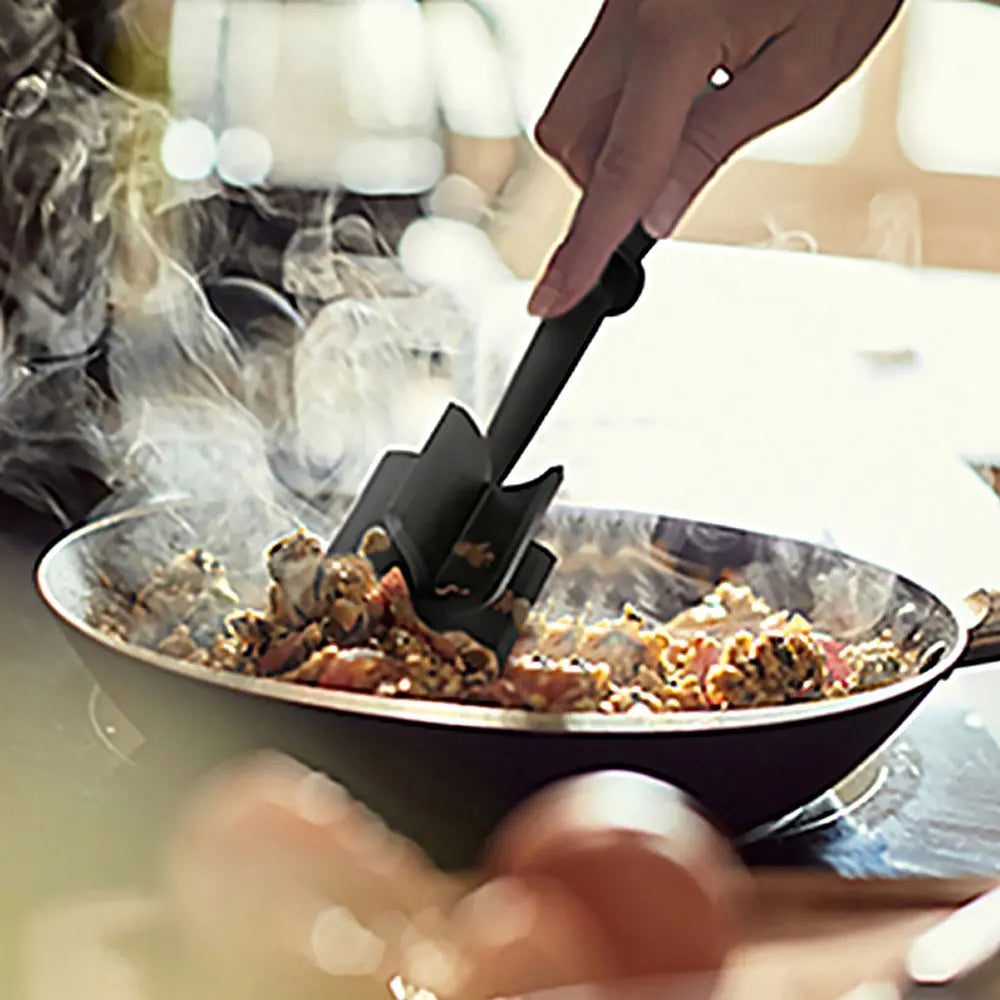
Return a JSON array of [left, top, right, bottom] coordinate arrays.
[[529, 16, 720, 317]]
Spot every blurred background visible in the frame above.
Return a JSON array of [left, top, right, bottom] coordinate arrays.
[[83, 0, 1000, 583], [105, 0, 1000, 275], [5, 0, 1000, 578], [94, 0, 1000, 494], [6, 6, 1000, 993]]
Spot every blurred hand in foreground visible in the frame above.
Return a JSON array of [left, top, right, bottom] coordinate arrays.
[[528, 0, 904, 318], [161, 754, 747, 1000]]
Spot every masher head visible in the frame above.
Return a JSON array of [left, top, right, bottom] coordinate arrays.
[[328, 403, 562, 663]]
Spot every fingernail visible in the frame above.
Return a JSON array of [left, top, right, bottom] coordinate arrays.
[[309, 904, 388, 977], [644, 179, 688, 239], [400, 935, 467, 996], [293, 770, 352, 826], [528, 279, 564, 318], [458, 877, 540, 951]]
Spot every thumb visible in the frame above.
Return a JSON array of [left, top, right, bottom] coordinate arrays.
[[642, 29, 831, 239]]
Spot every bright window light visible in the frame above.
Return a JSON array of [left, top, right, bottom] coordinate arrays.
[[898, 0, 1000, 176], [217, 126, 274, 187], [342, 0, 438, 131], [423, 1, 520, 138], [167, 0, 225, 120], [335, 136, 445, 194], [160, 118, 217, 181], [485, 0, 603, 129], [736, 64, 871, 166]]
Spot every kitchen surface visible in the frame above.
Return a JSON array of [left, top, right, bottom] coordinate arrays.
[[5, 0, 1000, 997]]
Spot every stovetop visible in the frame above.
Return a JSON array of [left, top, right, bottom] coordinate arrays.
[[738, 670, 1000, 876]]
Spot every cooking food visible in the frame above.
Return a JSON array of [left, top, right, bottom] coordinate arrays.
[[89, 528, 920, 714]]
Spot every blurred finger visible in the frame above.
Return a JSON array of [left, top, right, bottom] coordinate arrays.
[[529, 14, 720, 316], [486, 770, 744, 985], [643, 29, 849, 238], [402, 876, 611, 1000], [507, 971, 727, 1000], [164, 754, 461, 996], [169, 758, 424, 917]]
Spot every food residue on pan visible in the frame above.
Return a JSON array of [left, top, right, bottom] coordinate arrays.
[[88, 529, 920, 714]]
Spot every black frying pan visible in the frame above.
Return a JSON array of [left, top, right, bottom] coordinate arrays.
[[35, 497, 996, 869]]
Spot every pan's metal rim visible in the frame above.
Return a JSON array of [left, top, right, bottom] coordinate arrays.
[[36, 499, 971, 737]]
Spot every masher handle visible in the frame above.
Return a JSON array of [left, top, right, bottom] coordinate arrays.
[[486, 222, 656, 483]]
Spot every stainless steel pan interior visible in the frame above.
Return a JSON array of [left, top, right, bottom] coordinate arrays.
[[35, 497, 992, 866]]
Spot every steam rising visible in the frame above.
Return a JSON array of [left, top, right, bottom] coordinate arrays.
[[2, 2, 938, 652], [1, 1, 119, 521], [0, 0, 473, 542]]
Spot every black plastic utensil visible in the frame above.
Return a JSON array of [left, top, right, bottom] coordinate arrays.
[[328, 223, 656, 663]]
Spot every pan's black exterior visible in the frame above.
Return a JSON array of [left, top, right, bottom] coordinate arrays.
[[38, 499, 977, 869], [54, 627, 934, 869]]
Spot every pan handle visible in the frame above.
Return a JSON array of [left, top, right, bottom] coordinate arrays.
[[955, 589, 1000, 668]]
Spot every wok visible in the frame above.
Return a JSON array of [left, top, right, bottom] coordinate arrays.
[[36, 497, 997, 869]]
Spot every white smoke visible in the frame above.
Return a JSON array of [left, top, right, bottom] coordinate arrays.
[[0, 0, 479, 545]]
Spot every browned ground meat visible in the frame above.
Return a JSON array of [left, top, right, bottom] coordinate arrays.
[[89, 533, 919, 714], [842, 636, 909, 692], [665, 582, 773, 639], [704, 630, 826, 708]]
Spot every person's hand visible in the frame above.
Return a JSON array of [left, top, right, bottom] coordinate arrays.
[[162, 752, 464, 1000], [160, 755, 747, 1000], [528, 0, 904, 317]]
